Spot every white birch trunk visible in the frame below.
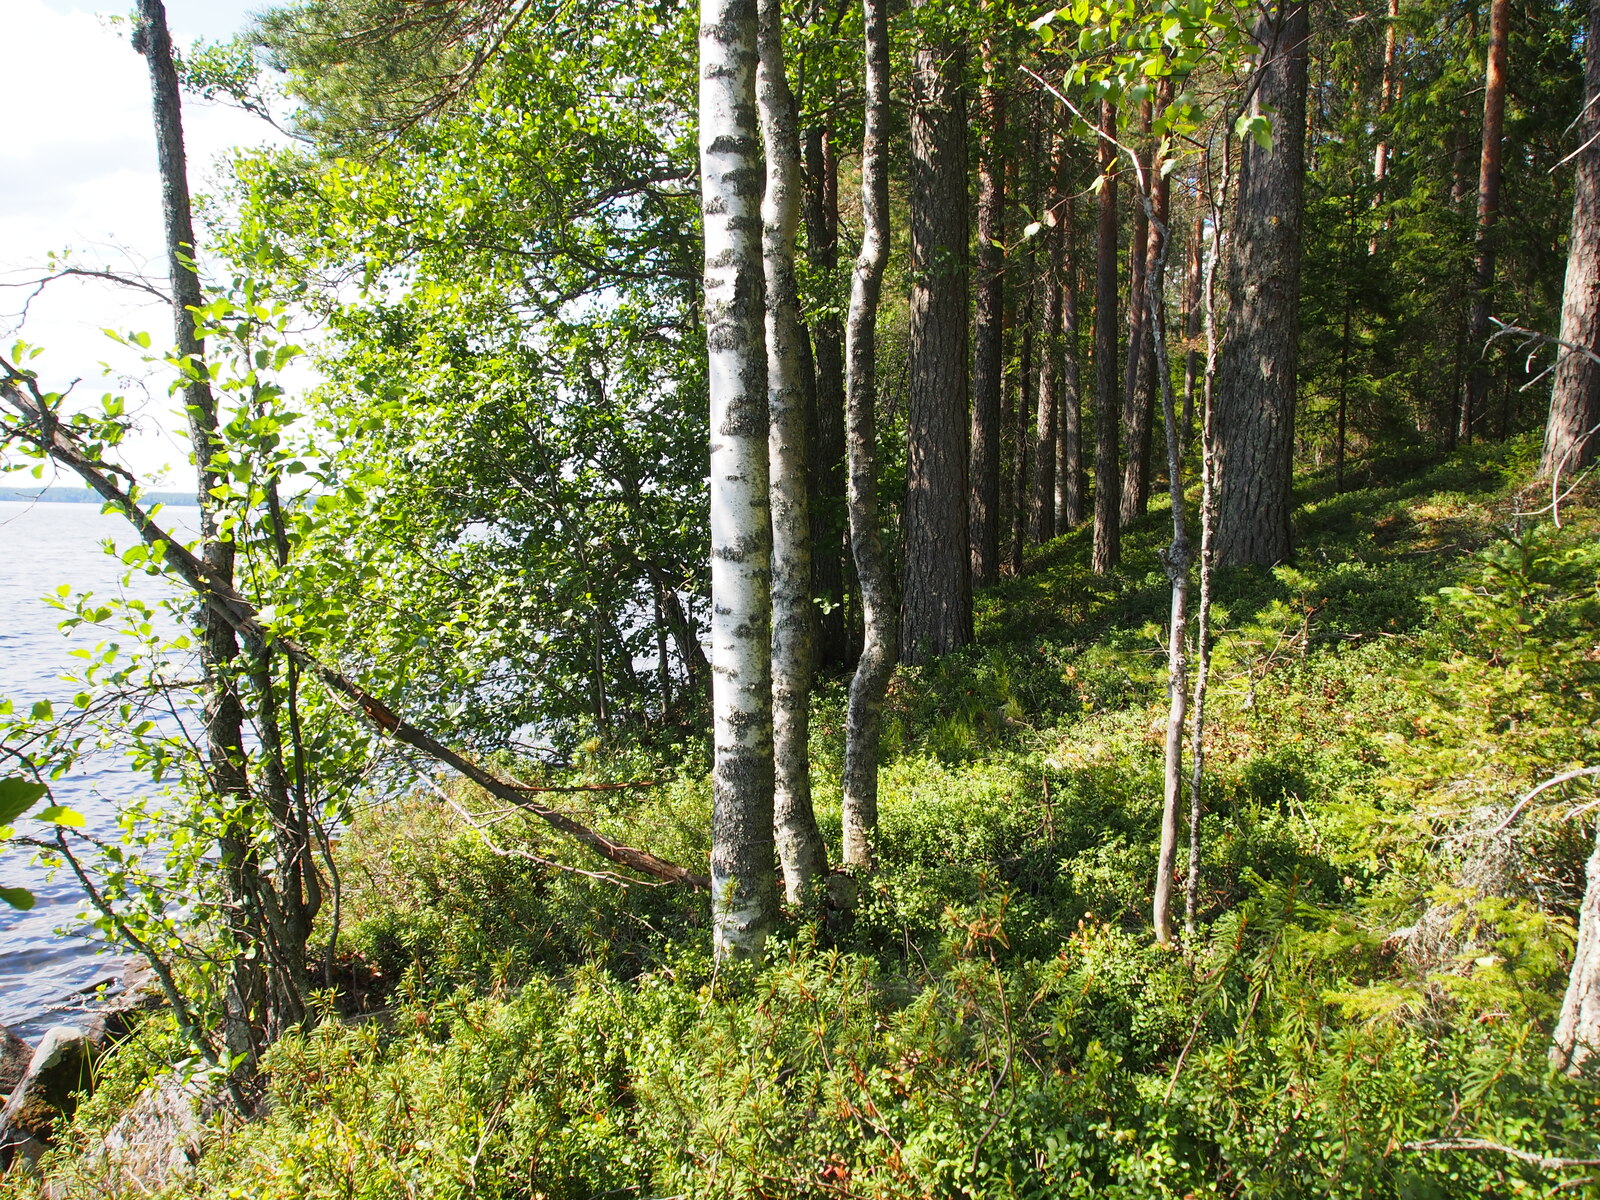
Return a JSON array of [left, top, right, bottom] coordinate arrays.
[[700, 0, 778, 956], [757, 0, 828, 907], [1553, 820, 1600, 1074]]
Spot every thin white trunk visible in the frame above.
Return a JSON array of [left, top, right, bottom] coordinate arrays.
[[700, 0, 778, 956], [1553, 819, 1600, 1074], [758, 0, 828, 907], [840, 0, 894, 873]]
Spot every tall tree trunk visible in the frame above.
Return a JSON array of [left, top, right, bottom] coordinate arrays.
[[841, 0, 895, 873], [1141, 78, 1173, 496], [902, 25, 972, 662], [134, 0, 271, 1074], [1369, 0, 1399, 253], [1057, 191, 1085, 530], [1032, 131, 1064, 545], [1213, 2, 1309, 568], [1553, 818, 1600, 1074], [1009, 281, 1036, 575], [1461, 0, 1510, 446], [758, 0, 828, 908], [1542, 0, 1600, 480], [969, 31, 1006, 587], [1120, 98, 1153, 528], [1092, 99, 1123, 575], [699, 0, 778, 955], [803, 126, 851, 668]]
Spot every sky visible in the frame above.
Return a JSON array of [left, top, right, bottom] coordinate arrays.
[[1, 0, 290, 486]]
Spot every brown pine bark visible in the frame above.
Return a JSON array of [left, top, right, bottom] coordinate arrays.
[[1032, 131, 1065, 545], [1213, 2, 1310, 568], [1460, 0, 1510, 445], [969, 36, 1006, 586], [902, 29, 972, 662], [1009, 280, 1036, 575], [1092, 100, 1122, 575], [1541, 0, 1600, 480]]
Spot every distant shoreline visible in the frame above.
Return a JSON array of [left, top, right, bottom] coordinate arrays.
[[0, 488, 199, 507]]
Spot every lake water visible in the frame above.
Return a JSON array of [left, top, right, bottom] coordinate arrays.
[[0, 500, 198, 1039]]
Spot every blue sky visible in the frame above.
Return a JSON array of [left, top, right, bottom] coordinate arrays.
[[2, 1, 289, 483]]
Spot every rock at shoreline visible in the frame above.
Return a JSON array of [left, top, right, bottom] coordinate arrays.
[[0, 1026, 94, 1171], [96, 1070, 228, 1192], [0, 1027, 29, 1098]]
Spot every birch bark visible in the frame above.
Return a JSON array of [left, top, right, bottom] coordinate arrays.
[[700, 0, 778, 954]]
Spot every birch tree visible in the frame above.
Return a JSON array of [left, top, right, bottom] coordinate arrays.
[[700, 0, 779, 953], [758, 0, 828, 907], [840, 0, 894, 872]]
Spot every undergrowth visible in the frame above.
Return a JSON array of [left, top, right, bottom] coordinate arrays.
[[13, 438, 1600, 1199]]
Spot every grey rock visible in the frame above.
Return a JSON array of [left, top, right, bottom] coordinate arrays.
[[0, 1026, 95, 1171]]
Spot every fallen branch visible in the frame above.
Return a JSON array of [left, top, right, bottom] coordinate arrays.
[[1490, 765, 1600, 836], [1403, 1138, 1600, 1172], [1, 362, 709, 891]]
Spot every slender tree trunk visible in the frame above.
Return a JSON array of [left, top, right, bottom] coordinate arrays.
[[758, 0, 828, 908], [902, 24, 972, 662], [1057, 192, 1085, 530], [803, 126, 851, 668], [1213, 1, 1310, 568], [841, 0, 895, 873], [1009, 282, 1035, 575], [1186, 186, 1224, 943], [1461, 0, 1510, 446], [1032, 132, 1064, 545], [970, 33, 1005, 587], [1369, 0, 1399, 253], [1553, 818, 1600, 1074], [1120, 98, 1153, 528], [1141, 80, 1173, 495], [134, 0, 270, 1073], [1092, 100, 1123, 575], [1542, 0, 1600, 480], [1180, 202, 1204, 453], [699, 0, 778, 955]]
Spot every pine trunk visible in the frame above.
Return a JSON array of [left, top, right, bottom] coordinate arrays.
[[1213, 1, 1309, 569], [1461, 0, 1509, 445], [902, 29, 972, 663], [1541, 0, 1600, 480], [1057, 191, 1085, 530], [699, 0, 778, 954], [1120, 98, 1153, 528]]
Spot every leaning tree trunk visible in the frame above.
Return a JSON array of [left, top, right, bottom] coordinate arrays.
[[699, 0, 778, 955], [1092, 99, 1123, 575], [1213, 1, 1309, 568], [1554, 817, 1600, 1074], [134, 0, 283, 1074], [969, 30, 1006, 587], [840, 0, 895, 873], [803, 126, 851, 669], [1461, 0, 1510, 446], [758, 0, 828, 908], [901, 23, 972, 663], [1541, 0, 1600, 480]]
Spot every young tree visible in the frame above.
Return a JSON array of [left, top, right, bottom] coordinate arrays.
[[1119, 96, 1153, 528], [901, 14, 972, 662], [758, 0, 828, 907], [841, 0, 895, 871], [699, 0, 779, 954], [1213, 1, 1309, 568], [1056, 189, 1085, 530], [1032, 126, 1065, 545], [1541, 0, 1600, 479]]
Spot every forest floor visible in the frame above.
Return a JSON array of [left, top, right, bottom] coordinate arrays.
[[14, 434, 1600, 1199]]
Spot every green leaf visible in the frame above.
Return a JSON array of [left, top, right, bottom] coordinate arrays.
[[0, 887, 36, 911], [37, 805, 85, 828], [0, 777, 48, 825]]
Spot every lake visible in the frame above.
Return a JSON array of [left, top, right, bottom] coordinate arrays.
[[0, 499, 198, 1039]]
